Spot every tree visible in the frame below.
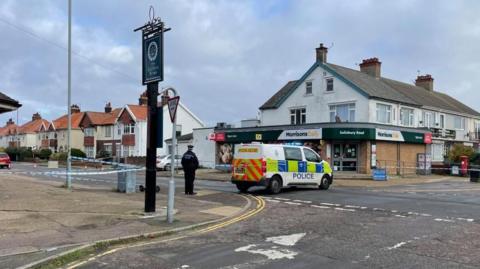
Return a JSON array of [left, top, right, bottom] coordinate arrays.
[[448, 144, 475, 163]]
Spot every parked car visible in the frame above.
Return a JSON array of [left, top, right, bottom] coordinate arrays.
[[0, 152, 11, 169], [156, 154, 183, 171]]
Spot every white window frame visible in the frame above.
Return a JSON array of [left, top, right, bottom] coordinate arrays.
[[105, 126, 112, 138], [424, 112, 434, 128], [454, 116, 465, 130], [400, 107, 414, 127], [123, 123, 135, 134], [376, 103, 392, 124], [305, 80, 313, 95], [329, 103, 355, 122], [84, 127, 95, 137], [290, 108, 306, 125], [85, 146, 95, 158], [439, 114, 445, 129]]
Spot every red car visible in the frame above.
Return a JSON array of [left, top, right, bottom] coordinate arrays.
[[0, 153, 11, 169]]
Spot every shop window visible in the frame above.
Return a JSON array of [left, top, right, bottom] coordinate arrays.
[[304, 148, 320, 162], [284, 147, 303, 161], [305, 81, 313, 95], [329, 103, 355, 122], [290, 108, 306, 125], [400, 108, 414, 126], [326, 78, 334, 91], [376, 103, 391, 124]]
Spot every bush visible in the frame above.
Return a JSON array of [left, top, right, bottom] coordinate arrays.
[[470, 152, 480, 165], [37, 149, 52, 160], [448, 144, 475, 163], [71, 148, 86, 158], [5, 147, 33, 161], [50, 152, 68, 161]]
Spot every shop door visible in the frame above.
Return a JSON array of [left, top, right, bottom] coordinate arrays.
[[332, 143, 358, 172]]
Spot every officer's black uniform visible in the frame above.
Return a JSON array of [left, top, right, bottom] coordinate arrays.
[[181, 146, 199, 195]]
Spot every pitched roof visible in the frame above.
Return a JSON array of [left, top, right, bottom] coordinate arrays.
[[260, 61, 480, 117], [52, 112, 85, 130], [18, 119, 50, 134], [82, 108, 122, 126], [127, 105, 147, 121], [0, 124, 18, 136], [165, 132, 193, 142]]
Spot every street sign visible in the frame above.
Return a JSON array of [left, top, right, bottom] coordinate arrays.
[[143, 34, 163, 84], [167, 96, 180, 123]]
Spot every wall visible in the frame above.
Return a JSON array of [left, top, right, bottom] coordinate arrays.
[[193, 127, 216, 168], [56, 129, 84, 151], [260, 65, 370, 126], [375, 141, 425, 175]]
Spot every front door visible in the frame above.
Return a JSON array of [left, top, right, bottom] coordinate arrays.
[[332, 143, 358, 171]]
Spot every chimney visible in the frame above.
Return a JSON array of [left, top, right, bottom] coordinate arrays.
[[32, 113, 41, 121], [415, 74, 434, 91], [359, 58, 381, 78], [70, 104, 81, 114], [104, 102, 112, 113], [315, 43, 328, 63], [138, 90, 148, 106], [6, 118, 14, 125]]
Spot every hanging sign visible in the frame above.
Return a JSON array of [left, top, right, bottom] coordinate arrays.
[[143, 34, 163, 84]]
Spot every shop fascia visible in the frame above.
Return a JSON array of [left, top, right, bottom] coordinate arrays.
[[213, 127, 430, 144]]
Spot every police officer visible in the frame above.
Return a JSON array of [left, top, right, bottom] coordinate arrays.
[[181, 145, 199, 195]]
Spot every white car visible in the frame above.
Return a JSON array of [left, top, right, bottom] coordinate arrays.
[[156, 155, 183, 171]]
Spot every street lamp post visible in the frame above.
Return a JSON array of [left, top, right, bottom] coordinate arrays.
[[66, 0, 72, 189]]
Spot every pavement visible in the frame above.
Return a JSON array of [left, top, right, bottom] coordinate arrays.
[[0, 172, 249, 269]]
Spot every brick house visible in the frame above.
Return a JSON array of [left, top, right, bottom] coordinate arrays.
[[0, 119, 18, 149], [15, 113, 50, 150], [78, 103, 122, 158]]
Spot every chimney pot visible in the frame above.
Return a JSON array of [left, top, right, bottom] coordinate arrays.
[[70, 104, 81, 114], [315, 43, 328, 63], [359, 57, 381, 78], [6, 118, 14, 125], [32, 113, 41, 121], [415, 74, 434, 91]]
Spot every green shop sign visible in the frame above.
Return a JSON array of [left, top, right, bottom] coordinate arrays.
[[322, 128, 375, 140]]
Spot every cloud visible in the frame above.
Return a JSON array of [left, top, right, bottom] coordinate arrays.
[[0, 0, 479, 128]]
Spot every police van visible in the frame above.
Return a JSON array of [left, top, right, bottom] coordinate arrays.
[[231, 143, 333, 194]]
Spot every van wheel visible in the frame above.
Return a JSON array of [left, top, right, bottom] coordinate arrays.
[[319, 175, 330, 190], [236, 183, 249, 193], [268, 176, 282, 194]]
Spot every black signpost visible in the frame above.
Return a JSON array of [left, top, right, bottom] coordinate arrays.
[[134, 7, 170, 213]]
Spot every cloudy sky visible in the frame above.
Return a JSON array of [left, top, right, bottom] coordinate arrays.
[[0, 0, 479, 127]]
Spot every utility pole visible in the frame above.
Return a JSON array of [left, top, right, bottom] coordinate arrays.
[[66, 0, 72, 189]]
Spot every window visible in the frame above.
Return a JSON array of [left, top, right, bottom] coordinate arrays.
[[117, 125, 122, 136], [105, 126, 112, 137], [124, 123, 135, 134], [284, 147, 303, 161], [376, 103, 392, 124], [304, 148, 320, 162], [423, 112, 433, 128], [400, 108, 414, 126], [129, 146, 135, 156], [290, 108, 306, 125], [330, 103, 355, 122], [439, 114, 445, 128], [305, 81, 313, 95], [431, 143, 445, 162], [84, 128, 94, 137], [326, 78, 334, 91], [85, 146, 95, 158], [454, 116, 465, 130]]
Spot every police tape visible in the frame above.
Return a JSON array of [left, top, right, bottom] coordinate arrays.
[[70, 156, 136, 167], [0, 167, 145, 176]]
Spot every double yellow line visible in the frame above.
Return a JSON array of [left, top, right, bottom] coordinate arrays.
[[197, 194, 265, 234], [66, 195, 265, 269]]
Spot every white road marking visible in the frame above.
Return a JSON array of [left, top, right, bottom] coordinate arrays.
[[420, 213, 432, 217], [335, 208, 355, 212], [345, 205, 360, 209], [235, 244, 298, 260], [320, 202, 340, 206], [394, 215, 406, 218], [360, 207, 368, 210], [293, 200, 312, 204], [284, 202, 302, 206], [373, 208, 385, 211], [434, 218, 454, 223], [457, 218, 474, 222], [265, 199, 280, 203], [311, 205, 330, 209], [274, 198, 291, 201], [265, 233, 306, 246], [390, 210, 398, 213], [387, 242, 407, 250]]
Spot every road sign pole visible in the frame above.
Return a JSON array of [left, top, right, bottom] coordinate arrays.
[[165, 88, 178, 223], [66, 0, 72, 190], [145, 83, 159, 212]]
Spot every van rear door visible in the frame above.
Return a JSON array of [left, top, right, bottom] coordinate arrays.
[[232, 144, 263, 181]]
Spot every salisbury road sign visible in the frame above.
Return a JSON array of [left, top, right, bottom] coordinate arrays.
[[167, 96, 180, 123], [143, 34, 163, 84]]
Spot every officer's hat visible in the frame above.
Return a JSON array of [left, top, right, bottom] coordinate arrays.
[[188, 145, 194, 149]]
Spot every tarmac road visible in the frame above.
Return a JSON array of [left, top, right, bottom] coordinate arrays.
[[8, 162, 480, 268]]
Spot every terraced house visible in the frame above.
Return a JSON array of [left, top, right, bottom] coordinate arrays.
[[212, 44, 480, 175]]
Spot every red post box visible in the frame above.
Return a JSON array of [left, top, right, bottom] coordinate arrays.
[[460, 155, 469, 176]]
